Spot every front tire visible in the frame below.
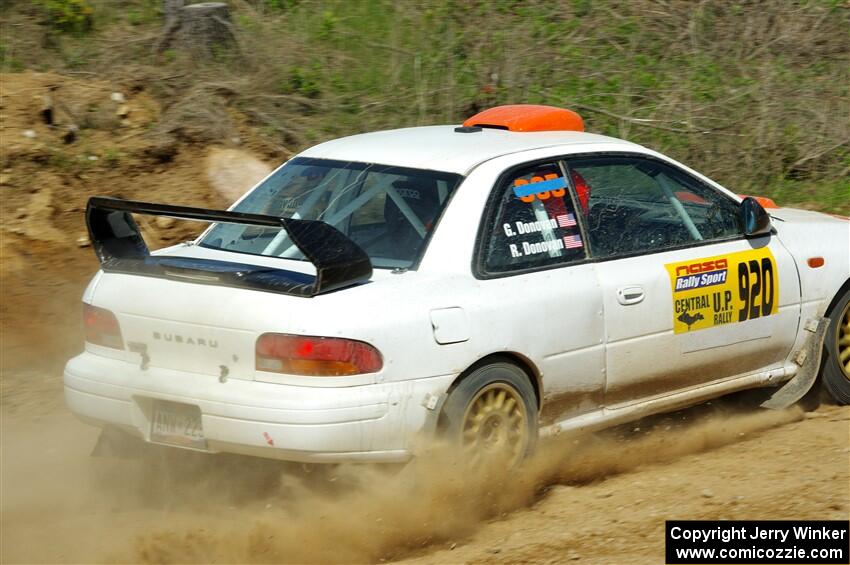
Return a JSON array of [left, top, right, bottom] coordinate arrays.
[[823, 290, 850, 404], [440, 360, 538, 469]]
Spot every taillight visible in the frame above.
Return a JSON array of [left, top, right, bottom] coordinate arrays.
[[83, 303, 124, 349], [256, 333, 383, 376]]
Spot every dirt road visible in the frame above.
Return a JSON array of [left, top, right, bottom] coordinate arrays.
[[1, 363, 847, 563], [406, 405, 849, 565]]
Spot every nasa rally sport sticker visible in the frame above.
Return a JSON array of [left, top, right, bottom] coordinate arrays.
[[665, 248, 778, 334]]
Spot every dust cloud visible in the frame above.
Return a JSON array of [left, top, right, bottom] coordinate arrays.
[[108, 405, 802, 564]]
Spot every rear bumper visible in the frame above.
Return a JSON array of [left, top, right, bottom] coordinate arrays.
[[64, 352, 455, 463]]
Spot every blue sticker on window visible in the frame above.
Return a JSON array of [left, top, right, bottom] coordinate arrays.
[[512, 176, 567, 198]]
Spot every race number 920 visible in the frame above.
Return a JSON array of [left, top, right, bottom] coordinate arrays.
[[738, 258, 775, 322]]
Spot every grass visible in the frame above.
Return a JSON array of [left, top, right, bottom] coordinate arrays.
[[1, 0, 847, 212], [766, 178, 850, 216]]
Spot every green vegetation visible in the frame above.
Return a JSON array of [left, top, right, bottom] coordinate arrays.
[[103, 147, 122, 168], [1, 0, 847, 212], [41, 0, 94, 35], [125, 1, 161, 26], [0, 43, 25, 72]]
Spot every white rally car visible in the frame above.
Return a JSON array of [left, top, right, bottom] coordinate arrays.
[[65, 105, 850, 466]]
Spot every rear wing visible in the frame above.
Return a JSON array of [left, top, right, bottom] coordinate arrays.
[[86, 197, 372, 297]]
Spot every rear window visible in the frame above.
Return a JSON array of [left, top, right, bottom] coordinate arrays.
[[200, 158, 463, 269]]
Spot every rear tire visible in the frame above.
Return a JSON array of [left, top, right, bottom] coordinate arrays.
[[440, 360, 538, 469], [823, 290, 850, 405]]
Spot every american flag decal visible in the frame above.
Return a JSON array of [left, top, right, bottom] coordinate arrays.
[[556, 213, 576, 228], [563, 234, 583, 249]]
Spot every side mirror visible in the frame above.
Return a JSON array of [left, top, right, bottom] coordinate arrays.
[[740, 196, 772, 237]]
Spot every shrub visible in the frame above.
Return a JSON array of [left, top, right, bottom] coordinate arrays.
[[41, 0, 94, 35]]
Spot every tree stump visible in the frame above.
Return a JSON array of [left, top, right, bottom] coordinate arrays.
[[158, 2, 237, 58], [164, 0, 184, 28]]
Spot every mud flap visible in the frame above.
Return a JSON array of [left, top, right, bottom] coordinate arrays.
[[760, 317, 828, 409], [419, 392, 448, 436]]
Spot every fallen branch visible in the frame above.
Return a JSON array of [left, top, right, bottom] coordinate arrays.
[[239, 93, 323, 111], [531, 88, 744, 136], [570, 102, 744, 136], [789, 137, 850, 170]]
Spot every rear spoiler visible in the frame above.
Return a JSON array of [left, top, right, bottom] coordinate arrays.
[[85, 197, 372, 297]]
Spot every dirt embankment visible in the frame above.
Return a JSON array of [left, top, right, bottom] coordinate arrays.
[[1, 71, 275, 378], [1, 72, 848, 564]]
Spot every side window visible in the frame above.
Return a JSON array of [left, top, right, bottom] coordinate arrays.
[[657, 167, 741, 240], [568, 157, 741, 258], [480, 162, 587, 274]]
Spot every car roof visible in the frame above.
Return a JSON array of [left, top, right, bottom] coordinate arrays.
[[297, 125, 643, 175]]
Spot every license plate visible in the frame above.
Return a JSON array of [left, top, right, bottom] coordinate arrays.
[[150, 401, 207, 450]]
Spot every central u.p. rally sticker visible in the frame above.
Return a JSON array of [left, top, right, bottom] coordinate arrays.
[[665, 248, 779, 334]]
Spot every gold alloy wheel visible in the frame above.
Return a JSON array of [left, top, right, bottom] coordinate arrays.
[[838, 300, 850, 380], [461, 382, 528, 468]]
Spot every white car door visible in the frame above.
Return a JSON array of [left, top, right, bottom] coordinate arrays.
[[471, 159, 606, 424], [564, 154, 801, 406]]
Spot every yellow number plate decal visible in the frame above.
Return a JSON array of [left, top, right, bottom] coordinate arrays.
[[666, 248, 779, 334]]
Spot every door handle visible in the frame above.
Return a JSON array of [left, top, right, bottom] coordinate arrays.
[[617, 285, 645, 305]]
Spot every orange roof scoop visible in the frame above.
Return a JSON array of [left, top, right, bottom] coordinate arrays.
[[463, 104, 584, 133]]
